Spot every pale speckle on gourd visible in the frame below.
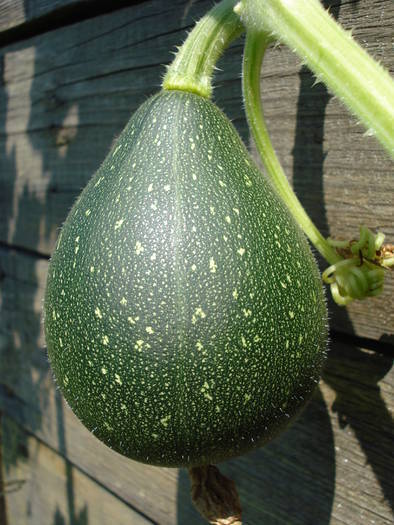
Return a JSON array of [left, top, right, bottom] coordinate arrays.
[[135, 241, 144, 255], [209, 257, 217, 273], [112, 144, 122, 157], [95, 307, 103, 319], [160, 415, 171, 427], [201, 381, 213, 401], [192, 307, 206, 324], [114, 219, 125, 230]]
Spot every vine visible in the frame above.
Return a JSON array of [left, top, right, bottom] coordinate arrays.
[[163, 0, 393, 307]]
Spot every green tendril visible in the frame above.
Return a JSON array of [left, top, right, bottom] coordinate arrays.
[[322, 226, 392, 305]]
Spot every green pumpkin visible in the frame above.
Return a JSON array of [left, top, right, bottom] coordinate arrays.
[[44, 90, 327, 467]]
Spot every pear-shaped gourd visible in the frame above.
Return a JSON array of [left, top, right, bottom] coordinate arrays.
[[44, 90, 327, 467]]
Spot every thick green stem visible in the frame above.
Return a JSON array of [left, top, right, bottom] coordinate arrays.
[[236, 0, 394, 157], [162, 0, 243, 99], [242, 31, 340, 265]]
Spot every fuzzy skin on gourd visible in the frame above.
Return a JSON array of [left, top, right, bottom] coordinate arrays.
[[44, 90, 327, 467]]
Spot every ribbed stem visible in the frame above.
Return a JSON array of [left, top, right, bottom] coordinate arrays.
[[162, 0, 243, 99]]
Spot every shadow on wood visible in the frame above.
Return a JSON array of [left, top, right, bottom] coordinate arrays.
[[324, 340, 394, 513], [0, 31, 90, 523], [177, 386, 336, 525], [0, 49, 48, 477], [291, 0, 394, 514]]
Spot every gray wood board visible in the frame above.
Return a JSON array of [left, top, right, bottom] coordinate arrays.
[[0, 0, 90, 34], [0, 0, 393, 341], [0, 246, 393, 524], [1, 415, 154, 524]]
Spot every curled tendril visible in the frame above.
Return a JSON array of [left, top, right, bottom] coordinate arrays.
[[322, 226, 393, 306]]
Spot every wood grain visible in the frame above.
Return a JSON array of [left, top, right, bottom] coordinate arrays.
[[0, 0, 97, 34], [1, 415, 154, 524], [0, 0, 85, 34]]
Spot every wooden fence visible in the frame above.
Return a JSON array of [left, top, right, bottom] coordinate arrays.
[[0, 1, 393, 524]]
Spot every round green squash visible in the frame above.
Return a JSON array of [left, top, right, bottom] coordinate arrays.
[[44, 90, 327, 467]]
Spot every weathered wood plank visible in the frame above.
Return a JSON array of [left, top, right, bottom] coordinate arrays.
[[0, 0, 392, 341], [0, 0, 223, 254], [0, 1, 155, 38], [1, 415, 154, 525], [0, 0, 89, 34], [0, 0, 104, 38], [0, 247, 393, 524]]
